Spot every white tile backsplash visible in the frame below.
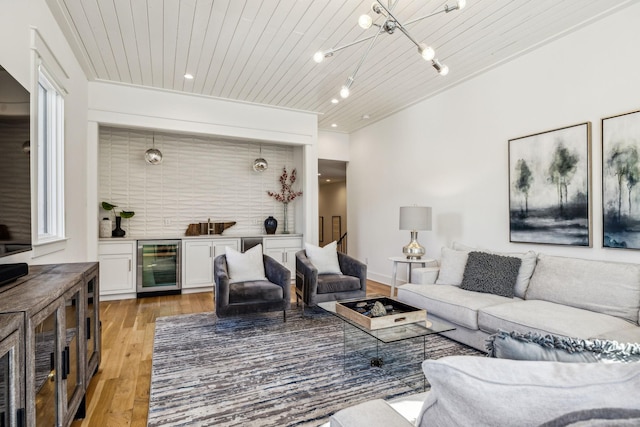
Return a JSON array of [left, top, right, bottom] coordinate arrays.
[[99, 127, 299, 237]]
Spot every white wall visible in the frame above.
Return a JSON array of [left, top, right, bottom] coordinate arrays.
[[349, 3, 640, 285], [0, 0, 89, 265], [318, 130, 349, 162]]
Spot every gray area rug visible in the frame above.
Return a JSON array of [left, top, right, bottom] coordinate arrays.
[[148, 308, 482, 427]]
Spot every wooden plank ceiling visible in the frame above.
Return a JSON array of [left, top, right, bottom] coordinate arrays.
[[47, 0, 632, 133]]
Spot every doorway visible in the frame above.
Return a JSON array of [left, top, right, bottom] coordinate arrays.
[[318, 159, 347, 251]]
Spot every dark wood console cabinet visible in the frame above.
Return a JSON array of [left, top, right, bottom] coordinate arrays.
[[0, 262, 100, 427]]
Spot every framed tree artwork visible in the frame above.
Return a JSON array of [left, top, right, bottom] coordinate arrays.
[[508, 122, 592, 246], [602, 109, 640, 249]]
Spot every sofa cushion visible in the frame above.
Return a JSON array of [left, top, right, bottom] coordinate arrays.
[[526, 254, 640, 324], [397, 283, 513, 330], [478, 299, 635, 339], [434, 247, 468, 286], [330, 399, 414, 427], [416, 356, 640, 427], [317, 274, 360, 294], [595, 325, 640, 344], [460, 252, 521, 298], [450, 242, 537, 298], [486, 330, 640, 363], [539, 408, 640, 427]]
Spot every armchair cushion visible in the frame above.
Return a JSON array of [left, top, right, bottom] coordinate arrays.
[[304, 241, 342, 274], [317, 274, 361, 294], [229, 280, 284, 304], [225, 244, 266, 284]]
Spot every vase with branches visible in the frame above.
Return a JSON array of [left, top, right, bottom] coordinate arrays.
[[267, 167, 302, 234]]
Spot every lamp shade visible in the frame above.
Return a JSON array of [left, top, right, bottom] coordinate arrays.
[[399, 206, 432, 231]]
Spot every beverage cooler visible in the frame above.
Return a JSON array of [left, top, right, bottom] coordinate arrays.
[[137, 240, 181, 296]]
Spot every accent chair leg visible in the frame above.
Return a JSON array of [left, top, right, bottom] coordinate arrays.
[[283, 309, 287, 322]]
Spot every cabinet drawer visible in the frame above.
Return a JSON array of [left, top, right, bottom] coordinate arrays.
[[98, 241, 135, 255], [263, 237, 302, 250]]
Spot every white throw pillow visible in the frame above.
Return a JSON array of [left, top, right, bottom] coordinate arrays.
[[417, 356, 640, 427], [435, 247, 469, 286], [225, 244, 266, 284], [304, 241, 342, 274]]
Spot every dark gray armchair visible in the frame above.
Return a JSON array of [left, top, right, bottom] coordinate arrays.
[[214, 254, 291, 321], [295, 250, 367, 308]]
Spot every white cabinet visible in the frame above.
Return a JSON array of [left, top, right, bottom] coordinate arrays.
[[98, 241, 136, 296], [182, 238, 239, 289], [263, 236, 302, 276]]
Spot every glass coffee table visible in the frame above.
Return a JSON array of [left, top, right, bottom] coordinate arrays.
[[317, 296, 455, 392]]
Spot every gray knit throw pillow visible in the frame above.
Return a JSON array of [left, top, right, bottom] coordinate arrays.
[[460, 251, 521, 298]]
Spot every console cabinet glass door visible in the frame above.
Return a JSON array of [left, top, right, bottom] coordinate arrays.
[[62, 287, 82, 423], [85, 273, 100, 381], [34, 310, 57, 426], [0, 314, 24, 427]]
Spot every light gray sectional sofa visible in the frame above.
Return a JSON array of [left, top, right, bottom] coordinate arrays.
[[396, 244, 640, 351]]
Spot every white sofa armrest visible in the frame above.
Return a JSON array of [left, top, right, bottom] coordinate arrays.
[[412, 267, 440, 284]]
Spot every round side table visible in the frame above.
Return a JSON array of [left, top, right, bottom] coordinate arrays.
[[388, 256, 435, 296]]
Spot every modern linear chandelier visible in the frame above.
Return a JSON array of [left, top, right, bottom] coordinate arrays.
[[313, 0, 467, 99]]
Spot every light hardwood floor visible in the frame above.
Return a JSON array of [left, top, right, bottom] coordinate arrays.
[[72, 280, 389, 427]]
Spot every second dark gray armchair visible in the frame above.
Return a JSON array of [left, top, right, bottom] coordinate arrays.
[[295, 250, 367, 307]]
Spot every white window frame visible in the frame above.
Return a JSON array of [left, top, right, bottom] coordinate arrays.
[[32, 64, 66, 255]]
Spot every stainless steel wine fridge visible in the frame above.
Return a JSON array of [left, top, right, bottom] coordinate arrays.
[[136, 240, 181, 297]]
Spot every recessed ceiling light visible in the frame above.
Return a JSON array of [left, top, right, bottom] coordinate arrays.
[[318, 173, 322, 176], [326, 179, 331, 182], [331, 123, 337, 128], [362, 114, 370, 120], [184, 73, 194, 79], [331, 98, 339, 104]]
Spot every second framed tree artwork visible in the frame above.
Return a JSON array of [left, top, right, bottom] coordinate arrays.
[[602, 109, 640, 249]]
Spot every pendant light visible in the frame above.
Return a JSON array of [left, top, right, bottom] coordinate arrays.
[[145, 133, 163, 165], [253, 145, 268, 172]]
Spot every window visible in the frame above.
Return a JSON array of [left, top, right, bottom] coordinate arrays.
[[36, 66, 65, 245]]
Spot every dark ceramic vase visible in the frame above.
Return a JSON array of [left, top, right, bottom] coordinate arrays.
[[264, 216, 277, 235], [112, 216, 126, 237]]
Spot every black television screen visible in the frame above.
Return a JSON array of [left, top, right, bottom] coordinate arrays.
[[0, 65, 32, 257]]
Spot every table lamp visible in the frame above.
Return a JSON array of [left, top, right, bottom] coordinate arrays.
[[399, 206, 432, 259]]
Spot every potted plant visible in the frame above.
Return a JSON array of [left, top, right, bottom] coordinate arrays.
[[101, 202, 135, 237]]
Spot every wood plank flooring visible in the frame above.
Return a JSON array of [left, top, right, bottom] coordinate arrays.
[[72, 280, 389, 427]]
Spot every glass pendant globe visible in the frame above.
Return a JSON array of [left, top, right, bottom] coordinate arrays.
[[253, 157, 268, 172], [145, 148, 163, 165]]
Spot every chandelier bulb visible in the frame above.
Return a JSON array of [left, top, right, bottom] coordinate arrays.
[[432, 59, 449, 76], [313, 51, 325, 63], [418, 44, 435, 61], [358, 14, 373, 29]]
